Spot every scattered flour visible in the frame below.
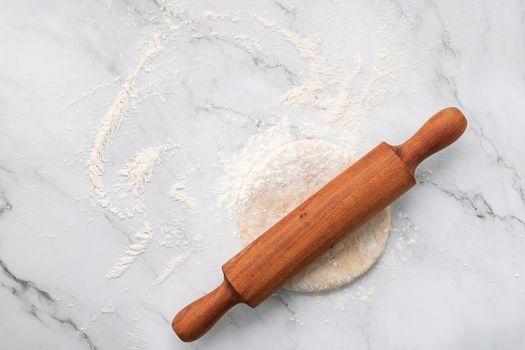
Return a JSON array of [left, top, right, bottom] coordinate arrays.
[[218, 118, 299, 214], [168, 181, 196, 210], [87, 33, 163, 217], [330, 284, 376, 310], [156, 250, 193, 283], [353, 285, 376, 303], [368, 207, 421, 289], [115, 142, 176, 212], [156, 225, 199, 283], [65, 77, 116, 110], [126, 324, 147, 350], [80, 315, 99, 332], [81, 4, 418, 291], [331, 290, 351, 311], [85, 33, 190, 282], [256, 15, 397, 125], [101, 303, 115, 314], [107, 222, 153, 279]]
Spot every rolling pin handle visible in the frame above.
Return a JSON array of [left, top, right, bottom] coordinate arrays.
[[395, 107, 467, 174], [172, 280, 240, 342]]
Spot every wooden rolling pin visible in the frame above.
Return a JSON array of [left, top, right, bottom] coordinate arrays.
[[172, 107, 467, 342]]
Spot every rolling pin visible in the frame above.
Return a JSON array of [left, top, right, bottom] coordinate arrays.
[[172, 107, 467, 341]]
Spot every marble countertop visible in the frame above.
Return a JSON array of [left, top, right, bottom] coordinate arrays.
[[1, 1, 524, 349]]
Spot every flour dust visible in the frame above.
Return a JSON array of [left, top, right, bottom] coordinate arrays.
[[80, 2, 419, 303]]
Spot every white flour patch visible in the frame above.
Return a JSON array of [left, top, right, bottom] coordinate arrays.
[[107, 222, 153, 279], [218, 118, 299, 214], [192, 30, 263, 56], [353, 285, 375, 303], [168, 181, 196, 210], [101, 303, 115, 314], [330, 284, 376, 310], [217, 115, 361, 217], [131, 72, 176, 107], [65, 77, 116, 111], [87, 33, 163, 217], [255, 16, 403, 129], [159, 225, 190, 249], [115, 142, 176, 212], [156, 250, 193, 283], [330, 290, 351, 311], [126, 323, 148, 350], [156, 225, 200, 283], [380, 209, 419, 276]]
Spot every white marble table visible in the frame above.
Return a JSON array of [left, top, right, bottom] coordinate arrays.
[[1, 1, 524, 349]]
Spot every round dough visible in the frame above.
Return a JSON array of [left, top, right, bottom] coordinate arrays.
[[236, 140, 391, 292]]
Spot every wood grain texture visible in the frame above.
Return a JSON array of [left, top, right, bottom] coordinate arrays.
[[395, 107, 467, 174], [172, 281, 240, 342], [223, 142, 414, 306], [172, 107, 467, 342]]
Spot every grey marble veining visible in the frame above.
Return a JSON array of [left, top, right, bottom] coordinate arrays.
[[1, 0, 525, 349]]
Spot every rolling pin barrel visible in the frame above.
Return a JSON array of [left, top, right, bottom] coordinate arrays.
[[172, 107, 467, 342]]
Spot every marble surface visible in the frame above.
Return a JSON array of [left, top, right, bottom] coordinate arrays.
[[1, 0, 525, 349]]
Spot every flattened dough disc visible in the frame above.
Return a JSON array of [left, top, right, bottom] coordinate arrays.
[[236, 140, 391, 292]]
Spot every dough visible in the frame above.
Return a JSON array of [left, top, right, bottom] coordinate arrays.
[[236, 140, 391, 292]]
